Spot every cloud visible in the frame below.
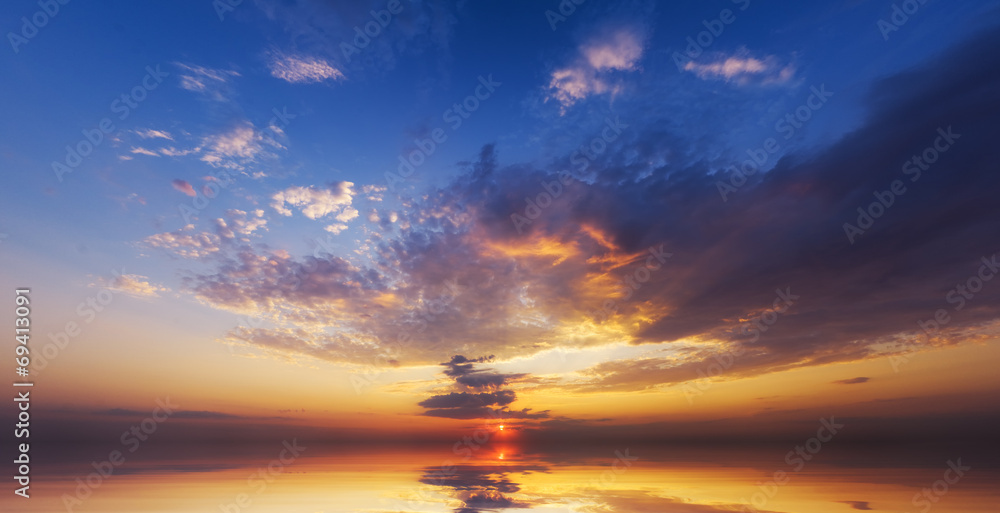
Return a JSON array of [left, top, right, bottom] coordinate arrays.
[[130, 147, 160, 157], [362, 184, 387, 202], [833, 377, 871, 385], [423, 406, 549, 420], [839, 501, 873, 511], [267, 52, 344, 83], [171, 179, 197, 197], [253, 0, 458, 76], [175, 63, 240, 101], [324, 223, 348, 234], [133, 129, 173, 140], [683, 52, 795, 85], [200, 122, 265, 169], [91, 274, 169, 298], [547, 28, 644, 111], [216, 209, 267, 238], [583, 30, 644, 71], [418, 355, 547, 420], [159, 146, 199, 157], [417, 390, 516, 409], [142, 225, 222, 259], [271, 182, 355, 220], [335, 206, 359, 222]]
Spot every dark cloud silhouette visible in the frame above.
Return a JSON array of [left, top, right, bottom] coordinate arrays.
[[839, 501, 873, 510], [419, 355, 548, 420], [443, 355, 495, 377], [423, 407, 549, 420], [833, 377, 871, 385], [418, 390, 517, 408], [456, 373, 527, 389]]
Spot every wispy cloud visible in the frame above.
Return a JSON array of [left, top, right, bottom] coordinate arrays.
[[199, 122, 273, 170], [143, 227, 219, 260], [90, 273, 169, 298], [133, 129, 173, 140], [683, 52, 795, 85], [833, 377, 871, 385], [130, 146, 160, 157], [175, 63, 240, 101], [267, 52, 344, 84], [547, 28, 644, 111]]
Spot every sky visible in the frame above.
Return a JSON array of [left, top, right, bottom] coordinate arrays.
[[2, 0, 1000, 444]]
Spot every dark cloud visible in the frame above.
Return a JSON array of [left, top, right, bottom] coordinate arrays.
[[495, 27, 1000, 390], [456, 373, 528, 389], [423, 407, 549, 420], [833, 377, 871, 385], [418, 390, 517, 408], [443, 355, 495, 377], [840, 501, 873, 511], [419, 355, 548, 420]]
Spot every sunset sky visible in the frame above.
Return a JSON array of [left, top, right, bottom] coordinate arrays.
[[2, 0, 1000, 445]]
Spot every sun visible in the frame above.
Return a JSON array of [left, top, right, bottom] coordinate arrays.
[[499, 425, 504, 431]]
